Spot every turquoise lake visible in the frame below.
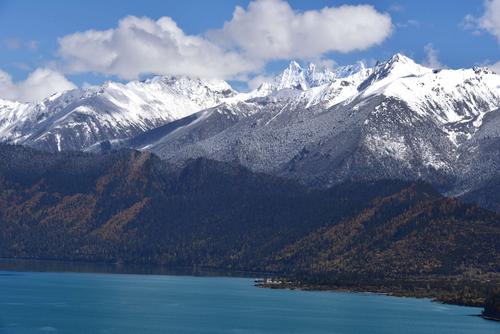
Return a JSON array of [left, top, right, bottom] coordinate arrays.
[[0, 269, 498, 334]]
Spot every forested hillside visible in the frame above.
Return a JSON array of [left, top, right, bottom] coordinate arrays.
[[0, 144, 498, 304]]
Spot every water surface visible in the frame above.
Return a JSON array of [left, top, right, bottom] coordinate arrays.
[[0, 268, 497, 333]]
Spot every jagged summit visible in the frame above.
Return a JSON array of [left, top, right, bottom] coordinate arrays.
[[265, 59, 369, 92], [288, 60, 302, 70], [277, 60, 310, 90], [380, 53, 429, 74], [386, 52, 414, 64], [273, 60, 338, 90], [359, 53, 430, 92]]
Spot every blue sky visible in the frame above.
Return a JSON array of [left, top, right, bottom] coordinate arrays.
[[0, 0, 499, 99]]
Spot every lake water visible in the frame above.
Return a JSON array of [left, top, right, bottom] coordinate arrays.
[[0, 267, 498, 333]]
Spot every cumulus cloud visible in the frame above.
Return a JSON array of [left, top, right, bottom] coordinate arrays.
[[210, 0, 393, 61], [56, 0, 392, 80], [423, 44, 446, 69], [58, 16, 260, 80], [0, 68, 76, 102]]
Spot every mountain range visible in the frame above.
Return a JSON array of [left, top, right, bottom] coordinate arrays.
[[0, 76, 236, 152], [0, 53, 499, 211], [0, 52, 499, 305]]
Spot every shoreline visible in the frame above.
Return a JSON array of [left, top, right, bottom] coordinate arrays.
[[254, 278, 500, 310], [0, 257, 269, 279], [480, 315, 500, 322], [2, 257, 499, 317]]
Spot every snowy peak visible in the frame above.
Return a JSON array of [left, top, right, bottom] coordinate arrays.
[[276, 60, 311, 90], [145, 75, 235, 96], [373, 53, 425, 74], [360, 53, 430, 92], [385, 53, 414, 65], [380, 53, 430, 75], [267, 60, 370, 93], [275, 60, 353, 90], [302, 63, 338, 87], [246, 60, 374, 109], [0, 98, 27, 113], [357, 54, 500, 140], [99, 75, 238, 111]]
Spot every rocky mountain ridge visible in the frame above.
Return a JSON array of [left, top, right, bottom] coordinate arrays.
[[0, 54, 499, 209]]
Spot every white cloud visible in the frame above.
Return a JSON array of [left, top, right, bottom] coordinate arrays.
[[479, 0, 500, 42], [423, 44, 446, 69], [0, 68, 76, 102], [210, 0, 393, 61], [56, 1, 392, 80], [488, 60, 500, 73], [58, 16, 260, 80], [464, 0, 500, 42], [462, 14, 480, 34], [2, 1, 393, 100]]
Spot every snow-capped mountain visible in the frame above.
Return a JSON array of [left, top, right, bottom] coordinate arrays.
[[118, 60, 375, 161], [362, 55, 499, 141], [1, 53, 499, 204], [252, 60, 371, 97], [0, 76, 236, 151], [0, 57, 380, 154], [123, 54, 500, 194], [273, 61, 335, 90]]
